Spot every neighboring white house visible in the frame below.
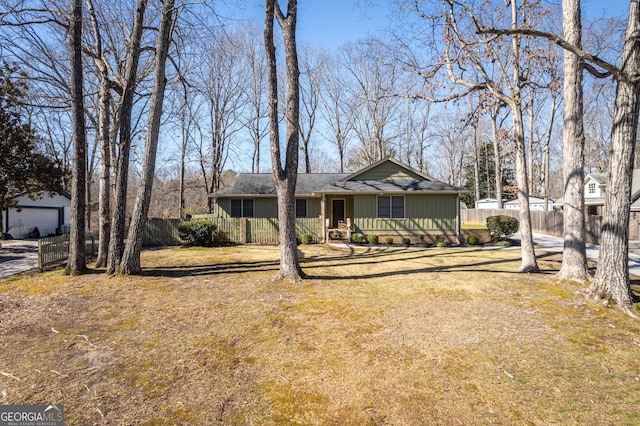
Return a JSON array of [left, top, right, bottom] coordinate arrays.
[[2, 192, 71, 239], [475, 198, 508, 209], [504, 196, 555, 211]]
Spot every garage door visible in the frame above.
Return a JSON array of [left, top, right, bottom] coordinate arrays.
[[7, 208, 59, 238]]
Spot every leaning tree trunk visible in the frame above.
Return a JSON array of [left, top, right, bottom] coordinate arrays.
[[119, 0, 174, 275], [106, 0, 147, 275], [507, 0, 538, 273], [265, 0, 304, 282], [491, 108, 503, 209], [588, 0, 640, 312], [510, 99, 539, 273], [65, 0, 87, 275], [557, 0, 589, 282], [87, 0, 112, 268]]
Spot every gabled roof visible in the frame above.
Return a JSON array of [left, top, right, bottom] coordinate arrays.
[[586, 172, 607, 185], [341, 156, 437, 182], [210, 157, 467, 198]]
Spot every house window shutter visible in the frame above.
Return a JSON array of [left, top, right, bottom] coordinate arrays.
[[378, 196, 391, 218], [296, 199, 307, 218], [391, 196, 404, 218]]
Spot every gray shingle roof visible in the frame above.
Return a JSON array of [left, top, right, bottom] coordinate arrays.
[[319, 179, 465, 193], [211, 173, 466, 197], [212, 173, 350, 197]]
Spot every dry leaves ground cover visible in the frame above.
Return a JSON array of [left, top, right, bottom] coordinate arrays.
[[1, 244, 640, 425]]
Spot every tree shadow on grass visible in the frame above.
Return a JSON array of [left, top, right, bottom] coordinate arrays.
[[303, 250, 561, 281], [141, 245, 559, 281]]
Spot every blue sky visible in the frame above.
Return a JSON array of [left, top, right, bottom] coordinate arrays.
[[229, 0, 632, 52]]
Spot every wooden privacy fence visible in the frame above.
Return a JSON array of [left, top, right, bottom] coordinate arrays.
[[192, 215, 323, 244], [142, 218, 182, 246], [461, 209, 601, 244], [38, 233, 97, 271]]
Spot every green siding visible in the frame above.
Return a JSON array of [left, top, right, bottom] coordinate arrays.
[[214, 197, 278, 219], [304, 198, 321, 217], [215, 197, 320, 219], [352, 194, 458, 234], [354, 161, 424, 181]]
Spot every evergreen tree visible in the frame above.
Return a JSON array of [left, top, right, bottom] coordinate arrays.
[[0, 63, 65, 236]]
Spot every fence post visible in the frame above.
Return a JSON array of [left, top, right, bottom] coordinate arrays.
[[240, 218, 248, 243]]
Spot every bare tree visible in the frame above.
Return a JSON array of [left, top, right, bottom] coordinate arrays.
[[106, 0, 147, 275], [65, 0, 86, 275], [403, 0, 544, 271], [298, 44, 325, 173], [119, 0, 175, 275], [264, 0, 304, 281], [238, 21, 269, 173], [318, 54, 356, 173], [341, 39, 402, 167], [476, 0, 640, 310]]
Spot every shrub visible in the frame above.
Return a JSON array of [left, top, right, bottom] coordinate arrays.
[[367, 234, 379, 244], [495, 239, 512, 247], [401, 237, 411, 247], [467, 235, 480, 246], [351, 232, 367, 244], [177, 219, 224, 247], [384, 236, 394, 245], [435, 235, 447, 245], [436, 241, 447, 248], [301, 233, 314, 244], [486, 215, 519, 241]]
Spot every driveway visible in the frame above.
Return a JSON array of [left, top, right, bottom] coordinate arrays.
[[518, 232, 640, 277], [0, 240, 39, 278]]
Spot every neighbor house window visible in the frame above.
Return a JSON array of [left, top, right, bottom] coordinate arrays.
[[296, 199, 308, 218], [378, 195, 404, 218], [588, 183, 596, 194], [230, 199, 254, 218]]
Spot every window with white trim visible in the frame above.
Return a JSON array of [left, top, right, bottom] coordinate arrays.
[[377, 195, 404, 218], [230, 199, 254, 218], [588, 182, 596, 194]]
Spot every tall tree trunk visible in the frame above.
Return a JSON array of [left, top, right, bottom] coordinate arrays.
[[119, 0, 174, 275], [265, 0, 304, 282], [508, 0, 538, 273], [491, 107, 503, 208], [106, 0, 147, 275], [589, 0, 640, 311], [557, 0, 589, 282], [65, 0, 87, 275], [87, 0, 112, 268]]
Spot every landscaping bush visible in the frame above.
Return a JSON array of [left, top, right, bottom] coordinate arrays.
[[467, 235, 480, 246], [301, 233, 314, 244], [435, 235, 447, 245], [384, 236, 394, 245], [367, 234, 379, 245], [177, 219, 225, 247], [486, 215, 519, 241], [402, 237, 411, 247], [351, 232, 367, 244], [436, 241, 447, 248]]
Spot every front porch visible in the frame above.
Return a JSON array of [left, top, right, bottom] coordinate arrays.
[[321, 195, 354, 243]]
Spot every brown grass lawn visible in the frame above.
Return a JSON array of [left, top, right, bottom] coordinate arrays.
[[1, 245, 640, 425]]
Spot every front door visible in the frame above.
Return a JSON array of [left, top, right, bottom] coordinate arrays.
[[332, 199, 345, 228]]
